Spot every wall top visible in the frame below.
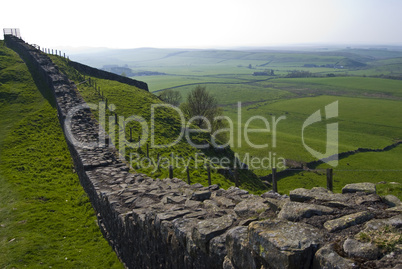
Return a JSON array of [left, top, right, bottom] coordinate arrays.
[[3, 28, 21, 39]]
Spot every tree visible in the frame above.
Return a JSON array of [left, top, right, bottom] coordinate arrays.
[[159, 89, 182, 107], [181, 86, 228, 143]]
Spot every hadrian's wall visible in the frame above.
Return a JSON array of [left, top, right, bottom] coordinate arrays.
[[5, 35, 402, 269]]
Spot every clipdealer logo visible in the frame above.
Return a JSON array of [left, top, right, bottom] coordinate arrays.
[[63, 100, 339, 169]]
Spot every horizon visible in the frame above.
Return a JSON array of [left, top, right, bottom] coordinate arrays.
[[48, 42, 402, 56], [1, 0, 402, 51]]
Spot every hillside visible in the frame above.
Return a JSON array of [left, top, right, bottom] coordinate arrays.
[[65, 45, 402, 200], [0, 40, 123, 268], [49, 55, 267, 193]]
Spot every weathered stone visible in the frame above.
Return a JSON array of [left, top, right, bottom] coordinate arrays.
[[222, 256, 235, 269], [192, 214, 235, 252], [278, 201, 334, 221], [191, 190, 211, 201], [355, 193, 381, 205], [313, 243, 355, 269], [382, 195, 402, 207], [248, 219, 324, 269], [213, 196, 236, 208], [361, 214, 402, 232], [324, 211, 374, 232], [289, 187, 348, 206], [162, 195, 187, 204], [261, 190, 288, 200], [185, 199, 202, 209], [172, 218, 197, 245], [343, 238, 380, 260], [190, 183, 204, 189], [132, 196, 158, 208], [387, 206, 402, 212], [226, 226, 256, 269], [234, 197, 269, 218], [263, 197, 287, 212], [342, 182, 376, 194], [209, 233, 227, 266], [290, 187, 331, 202], [184, 210, 208, 220], [209, 184, 220, 191], [156, 210, 192, 226], [204, 200, 224, 215], [226, 186, 249, 196]]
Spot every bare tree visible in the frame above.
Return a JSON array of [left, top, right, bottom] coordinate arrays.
[[159, 89, 182, 106], [180, 86, 219, 127]]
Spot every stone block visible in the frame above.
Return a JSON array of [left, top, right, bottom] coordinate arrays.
[[342, 182, 376, 194], [248, 219, 324, 269]]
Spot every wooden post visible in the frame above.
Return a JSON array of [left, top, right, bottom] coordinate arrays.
[[234, 167, 239, 187], [207, 165, 211, 186], [169, 165, 173, 179], [326, 168, 333, 191], [186, 166, 190, 185], [146, 143, 149, 158], [272, 167, 278, 193]]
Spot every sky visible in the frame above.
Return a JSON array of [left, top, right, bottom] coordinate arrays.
[[1, 0, 402, 50]]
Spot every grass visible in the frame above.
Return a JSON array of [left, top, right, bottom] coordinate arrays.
[[69, 45, 402, 198], [0, 40, 123, 268], [50, 55, 268, 194]]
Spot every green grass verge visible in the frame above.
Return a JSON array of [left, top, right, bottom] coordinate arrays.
[[0, 40, 123, 268]]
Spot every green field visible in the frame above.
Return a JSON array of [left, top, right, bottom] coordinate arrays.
[[0, 40, 124, 268], [70, 45, 402, 198], [50, 56, 266, 193]]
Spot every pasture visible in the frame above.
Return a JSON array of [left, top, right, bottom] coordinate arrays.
[[70, 46, 402, 198]]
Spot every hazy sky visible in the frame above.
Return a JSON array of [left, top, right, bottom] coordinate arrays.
[[1, 0, 402, 49]]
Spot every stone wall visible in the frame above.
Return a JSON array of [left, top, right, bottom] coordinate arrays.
[[67, 60, 149, 91], [5, 35, 402, 269]]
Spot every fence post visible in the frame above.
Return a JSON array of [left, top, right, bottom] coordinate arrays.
[[326, 168, 333, 191], [207, 164, 211, 186], [234, 167, 239, 187], [272, 167, 278, 193], [186, 166, 190, 185], [169, 165, 173, 179]]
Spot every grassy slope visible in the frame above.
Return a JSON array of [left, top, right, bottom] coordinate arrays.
[[69, 47, 402, 198], [0, 40, 123, 268], [50, 56, 267, 193]]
